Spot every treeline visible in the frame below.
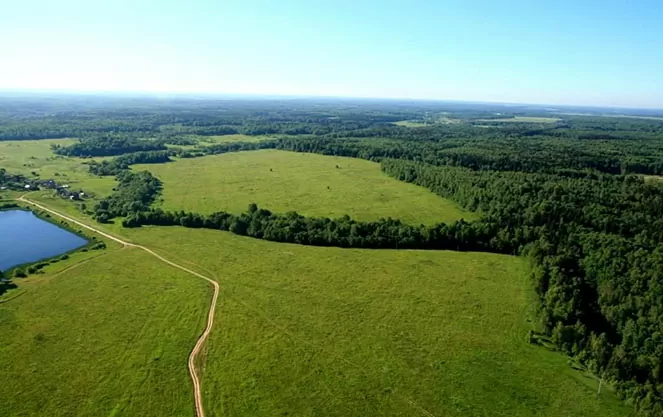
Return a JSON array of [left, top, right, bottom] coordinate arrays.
[[381, 159, 663, 414], [276, 135, 663, 176], [0, 168, 29, 190], [52, 134, 167, 157], [0, 97, 422, 140], [122, 204, 492, 251], [88, 151, 173, 176], [178, 139, 278, 158], [92, 170, 161, 223], [86, 141, 277, 176]]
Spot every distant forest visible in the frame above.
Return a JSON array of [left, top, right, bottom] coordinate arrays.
[[2, 96, 663, 415]]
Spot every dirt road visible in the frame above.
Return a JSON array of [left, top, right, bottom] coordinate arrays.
[[18, 196, 218, 417]]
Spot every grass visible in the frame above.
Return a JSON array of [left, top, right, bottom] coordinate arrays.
[[195, 134, 274, 144], [166, 134, 274, 152], [0, 139, 116, 198], [393, 117, 459, 127], [393, 120, 430, 127], [3, 144, 632, 416], [18, 194, 632, 416], [643, 175, 663, 183], [136, 149, 476, 225], [477, 116, 560, 123], [110, 225, 632, 417], [0, 246, 210, 417]]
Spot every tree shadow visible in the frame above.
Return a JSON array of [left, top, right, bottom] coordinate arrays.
[[0, 281, 18, 297]]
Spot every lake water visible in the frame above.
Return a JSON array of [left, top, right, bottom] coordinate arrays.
[[0, 210, 88, 271]]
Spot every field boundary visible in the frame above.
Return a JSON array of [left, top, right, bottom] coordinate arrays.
[[16, 195, 219, 417]]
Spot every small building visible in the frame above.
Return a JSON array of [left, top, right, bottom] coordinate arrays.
[[24, 184, 31, 189]]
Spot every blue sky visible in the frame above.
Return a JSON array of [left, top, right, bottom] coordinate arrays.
[[1, 0, 662, 107]]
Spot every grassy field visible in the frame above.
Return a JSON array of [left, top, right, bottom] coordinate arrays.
[[195, 134, 274, 144], [167, 135, 274, 152], [0, 139, 115, 197], [0, 246, 210, 417], [109, 225, 631, 417], [2, 144, 631, 416], [393, 120, 430, 127], [643, 175, 663, 183], [15, 194, 632, 416], [136, 149, 476, 225], [393, 117, 459, 127], [477, 116, 560, 123]]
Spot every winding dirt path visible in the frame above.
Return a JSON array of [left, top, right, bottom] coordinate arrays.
[[18, 196, 218, 417]]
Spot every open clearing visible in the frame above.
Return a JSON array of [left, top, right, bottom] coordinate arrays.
[[393, 117, 459, 127], [0, 246, 210, 417], [195, 134, 273, 144], [0, 139, 115, 197], [476, 116, 560, 123], [393, 120, 431, 127], [136, 149, 476, 225], [108, 225, 629, 417]]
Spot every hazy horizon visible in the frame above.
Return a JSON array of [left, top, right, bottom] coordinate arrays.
[[3, 88, 663, 112], [2, 0, 662, 108]]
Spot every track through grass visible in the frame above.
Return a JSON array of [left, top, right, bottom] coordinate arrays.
[[117, 226, 631, 417], [0, 247, 210, 417]]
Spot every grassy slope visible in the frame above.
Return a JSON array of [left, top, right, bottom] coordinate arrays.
[[136, 149, 476, 225], [0, 246, 210, 417], [116, 226, 630, 417], [0, 139, 115, 197]]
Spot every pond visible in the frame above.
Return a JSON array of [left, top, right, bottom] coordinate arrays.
[[0, 210, 88, 271]]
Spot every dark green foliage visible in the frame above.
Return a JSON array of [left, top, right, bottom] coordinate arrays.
[[52, 134, 167, 157], [380, 159, 663, 414], [93, 171, 162, 221], [0, 168, 31, 191], [90, 242, 106, 250], [0, 202, 20, 210], [122, 204, 494, 252], [88, 150, 173, 176], [276, 133, 663, 175]]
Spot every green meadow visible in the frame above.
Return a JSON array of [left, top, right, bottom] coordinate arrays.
[[136, 149, 475, 225], [195, 134, 273, 144], [0, 139, 115, 197], [114, 226, 631, 417], [393, 120, 430, 127], [0, 246, 210, 417]]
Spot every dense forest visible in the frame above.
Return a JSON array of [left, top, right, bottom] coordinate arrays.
[[3, 96, 663, 415], [52, 134, 167, 157]]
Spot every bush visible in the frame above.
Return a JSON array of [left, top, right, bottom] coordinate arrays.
[[13, 269, 27, 278]]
